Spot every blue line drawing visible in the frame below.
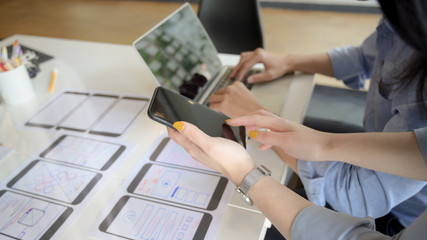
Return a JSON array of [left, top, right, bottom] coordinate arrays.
[[152, 170, 181, 198], [129, 204, 154, 237], [171, 187, 179, 198], [18, 208, 45, 227], [141, 207, 166, 239]]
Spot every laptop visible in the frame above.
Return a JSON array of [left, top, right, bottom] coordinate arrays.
[[133, 2, 291, 113]]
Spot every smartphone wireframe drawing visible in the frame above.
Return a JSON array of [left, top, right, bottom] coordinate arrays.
[[127, 163, 227, 210], [39, 135, 126, 171], [0, 190, 73, 239], [147, 86, 246, 148], [99, 195, 212, 240], [150, 137, 215, 172], [7, 159, 102, 205]]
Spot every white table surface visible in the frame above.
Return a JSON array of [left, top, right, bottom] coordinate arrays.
[[0, 34, 314, 240]]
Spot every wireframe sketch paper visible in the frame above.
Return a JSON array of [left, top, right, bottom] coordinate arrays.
[[24, 90, 149, 137], [90, 133, 234, 240], [149, 137, 215, 172], [0, 134, 133, 239], [0, 145, 11, 163], [127, 163, 228, 210]]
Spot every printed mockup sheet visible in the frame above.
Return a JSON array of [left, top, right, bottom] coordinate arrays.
[[90, 133, 234, 240], [0, 134, 133, 239], [24, 90, 149, 137]]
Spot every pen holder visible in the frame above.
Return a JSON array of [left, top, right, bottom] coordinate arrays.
[[0, 65, 35, 105]]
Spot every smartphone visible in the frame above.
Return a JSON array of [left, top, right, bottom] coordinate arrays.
[[127, 163, 228, 210], [148, 86, 246, 147], [99, 195, 212, 240]]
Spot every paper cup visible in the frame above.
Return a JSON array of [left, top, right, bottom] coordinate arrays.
[[0, 65, 35, 105]]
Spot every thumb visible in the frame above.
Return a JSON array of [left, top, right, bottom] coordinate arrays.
[[247, 72, 274, 83], [173, 121, 212, 151]]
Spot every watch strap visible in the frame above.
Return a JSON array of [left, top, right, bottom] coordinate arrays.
[[236, 165, 271, 206]]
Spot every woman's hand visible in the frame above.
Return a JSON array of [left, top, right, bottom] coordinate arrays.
[[230, 48, 294, 84], [209, 81, 266, 118], [167, 121, 256, 186], [227, 110, 331, 161]]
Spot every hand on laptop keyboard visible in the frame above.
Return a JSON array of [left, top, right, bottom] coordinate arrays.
[[208, 81, 267, 118], [213, 68, 260, 94], [230, 48, 292, 84]]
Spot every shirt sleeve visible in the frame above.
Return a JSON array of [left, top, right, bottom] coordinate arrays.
[[291, 205, 387, 240], [291, 205, 427, 240], [327, 31, 377, 90], [297, 160, 426, 219], [292, 128, 427, 239]]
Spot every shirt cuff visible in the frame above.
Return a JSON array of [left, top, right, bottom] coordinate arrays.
[[328, 48, 366, 90]]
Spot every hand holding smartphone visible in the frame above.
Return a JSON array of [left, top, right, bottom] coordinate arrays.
[[148, 87, 246, 148]]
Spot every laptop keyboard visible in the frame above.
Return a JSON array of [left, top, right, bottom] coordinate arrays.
[[212, 68, 260, 93]]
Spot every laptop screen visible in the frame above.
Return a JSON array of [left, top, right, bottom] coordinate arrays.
[[133, 3, 222, 99]]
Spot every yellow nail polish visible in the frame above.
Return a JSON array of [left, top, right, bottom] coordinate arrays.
[[249, 130, 258, 139], [225, 119, 232, 123], [173, 121, 184, 132]]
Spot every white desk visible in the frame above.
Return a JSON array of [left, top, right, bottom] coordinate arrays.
[[0, 35, 314, 240]]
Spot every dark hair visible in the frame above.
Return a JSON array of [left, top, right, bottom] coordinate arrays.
[[378, 0, 427, 113]]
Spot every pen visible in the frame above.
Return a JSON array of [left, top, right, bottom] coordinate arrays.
[[49, 68, 58, 92]]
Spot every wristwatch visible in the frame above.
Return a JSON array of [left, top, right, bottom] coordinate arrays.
[[236, 165, 271, 206]]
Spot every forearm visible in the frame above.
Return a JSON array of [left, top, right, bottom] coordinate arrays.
[[250, 176, 313, 239], [286, 53, 334, 77], [273, 146, 299, 175], [323, 132, 427, 181]]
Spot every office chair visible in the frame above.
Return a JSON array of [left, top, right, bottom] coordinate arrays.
[[197, 0, 265, 54]]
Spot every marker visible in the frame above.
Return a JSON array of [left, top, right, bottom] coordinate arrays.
[[12, 58, 21, 68], [12, 40, 20, 59], [1, 46, 7, 60], [1, 58, 13, 70], [0, 62, 7, 72], [48, 68, 58, 92]]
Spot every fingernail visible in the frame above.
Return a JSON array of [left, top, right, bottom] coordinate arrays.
[[173, 121, 184, 132], [249, 130, 258, 139], [225, 119, 232, 123]]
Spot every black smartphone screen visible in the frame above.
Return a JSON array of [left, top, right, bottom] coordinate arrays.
[[148, 87, 246, 147]]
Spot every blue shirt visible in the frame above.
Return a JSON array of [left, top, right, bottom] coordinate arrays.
[[291, 127, 427, 239], [297, 19, 427, 227]]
